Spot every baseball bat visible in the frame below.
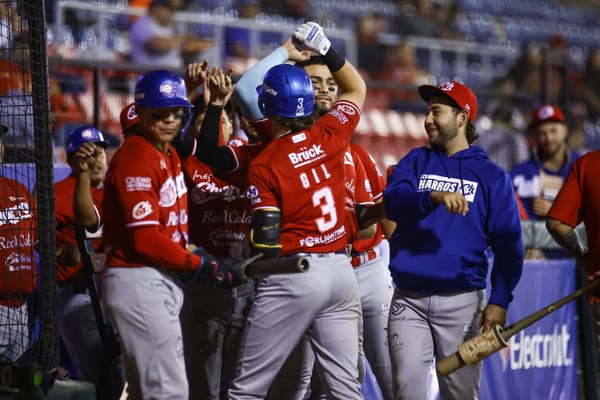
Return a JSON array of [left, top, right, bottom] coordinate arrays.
[[234, 254, 310, 279], [436, 277, 600, 376]]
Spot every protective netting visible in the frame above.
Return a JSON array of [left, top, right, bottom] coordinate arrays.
[[0, 0, 58, 371]]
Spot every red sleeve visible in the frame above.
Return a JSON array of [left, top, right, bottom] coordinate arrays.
[[131, 227, 201, 272], [353, 152, 374, 206], [547, 158, 582, 227], [351, 143, 386, 200]]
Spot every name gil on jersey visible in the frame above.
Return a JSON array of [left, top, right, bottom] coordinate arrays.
[[288, 144, 326, 168], [418, 174, 479, 203], [299, 225, 346, 248]]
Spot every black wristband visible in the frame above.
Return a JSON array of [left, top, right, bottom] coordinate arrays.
[[323, 47, 345, 72]]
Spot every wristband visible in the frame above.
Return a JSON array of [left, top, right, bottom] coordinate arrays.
[[323, 47, 345, 73]]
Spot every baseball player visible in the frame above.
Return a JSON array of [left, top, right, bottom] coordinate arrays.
[[291, 55, 394, 400], [228, 22, 366, 399], [0, 123, 37, 362], [384, 80, 524, 399], [178, 67, 258, 400], [100, 69, 243, 399], [55, 125, 125, 397]]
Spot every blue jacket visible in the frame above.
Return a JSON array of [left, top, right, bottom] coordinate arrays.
[[384, 145, 524, 308]]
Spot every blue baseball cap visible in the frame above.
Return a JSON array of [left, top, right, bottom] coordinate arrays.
[[65, 126, 109, 156]]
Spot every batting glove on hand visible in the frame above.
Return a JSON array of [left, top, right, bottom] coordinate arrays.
[[293, 22, 331, 56], [192, 247, 251, 286]]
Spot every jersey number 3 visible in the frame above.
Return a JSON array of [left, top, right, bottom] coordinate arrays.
[[313, 187, 337, 232]]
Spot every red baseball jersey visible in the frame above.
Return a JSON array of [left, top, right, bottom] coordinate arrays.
[[248, 100, 361, 256], [547, 151, 600, 274], [102, 135, 192, 270], [183, 156, 252, 258], [350, 143, 387, 253], [344, 147, 375, 244], [54, 175, 104, 283], [0, 176, 37, 306]]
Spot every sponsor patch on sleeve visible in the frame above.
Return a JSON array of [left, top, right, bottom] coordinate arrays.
[[132, 201, 153, 220]]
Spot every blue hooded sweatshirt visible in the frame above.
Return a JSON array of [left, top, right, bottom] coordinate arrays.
[[383, 145, 524, 309]]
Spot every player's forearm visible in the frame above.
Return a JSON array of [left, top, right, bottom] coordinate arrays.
[[233, 46, 288, 119], [194, 105, 237, 171], [73, 172, 98, 231], [546, 217, 584, 257], [330, 50, 366, 109]]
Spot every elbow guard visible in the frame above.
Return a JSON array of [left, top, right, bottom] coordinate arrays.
[[250, 209, 282, 258]]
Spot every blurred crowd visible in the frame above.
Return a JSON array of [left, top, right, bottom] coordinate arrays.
[[1, 0, 600, 168]]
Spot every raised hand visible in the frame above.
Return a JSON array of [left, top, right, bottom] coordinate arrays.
[[208, 67, 234, 107], [293, 21, 331, 55], [185, 60, 210, 99]]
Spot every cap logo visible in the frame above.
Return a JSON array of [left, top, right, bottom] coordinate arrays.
[[465, 104, 471, 112], [159, 82, 177, 97], [538, 105, 555, 119], [440, 81, 455, 92], [127, 105, 138, 120], [81, 129, 93, 139]]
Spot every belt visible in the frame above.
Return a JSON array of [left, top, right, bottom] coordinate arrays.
[[293, 249, 347, 258], [350, 247, 380, 267]]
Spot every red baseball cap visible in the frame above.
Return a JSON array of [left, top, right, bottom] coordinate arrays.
[[528, 104, 565, 131], [120, 102, 140, 134], [419, 80, 478, 123]]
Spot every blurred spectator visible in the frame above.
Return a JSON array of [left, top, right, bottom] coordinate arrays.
[[495, 41, 545, 98], [0, 3, 24, 49], [511, 104, 579, 221], [496, 37, 568, 105], [476, 101, 529, 172], [393, 0, 442, 38], [572, 47, 600, 121], [129, 0, 213, 68], [224, 0, 262, 63], [355, 13, 387, 77], [0, 35, 33, 148], [374, 40, 433, 109]]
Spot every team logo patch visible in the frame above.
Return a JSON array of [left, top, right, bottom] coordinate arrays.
[[132, 201, 153, 220], [440, 81, 455, 92], [159, 82, 177, 97], [159, 178, 178, 207], [538, 105, 555, 119], [336, 104, 356, 115], [81, 128, 94, 139], [126, 104, 138, 120], [246, 185, 259, 199]]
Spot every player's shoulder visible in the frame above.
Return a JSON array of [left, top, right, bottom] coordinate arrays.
[[53, 174, 75, 190]]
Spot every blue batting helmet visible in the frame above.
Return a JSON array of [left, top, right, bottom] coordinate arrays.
[[65, 126, 109, 156], [257, 64, 314, 118], [134, 69, 192, 109]]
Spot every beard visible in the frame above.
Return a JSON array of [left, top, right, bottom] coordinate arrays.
[[429, 123, 459, 150], [315, 102, 330, 117]]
